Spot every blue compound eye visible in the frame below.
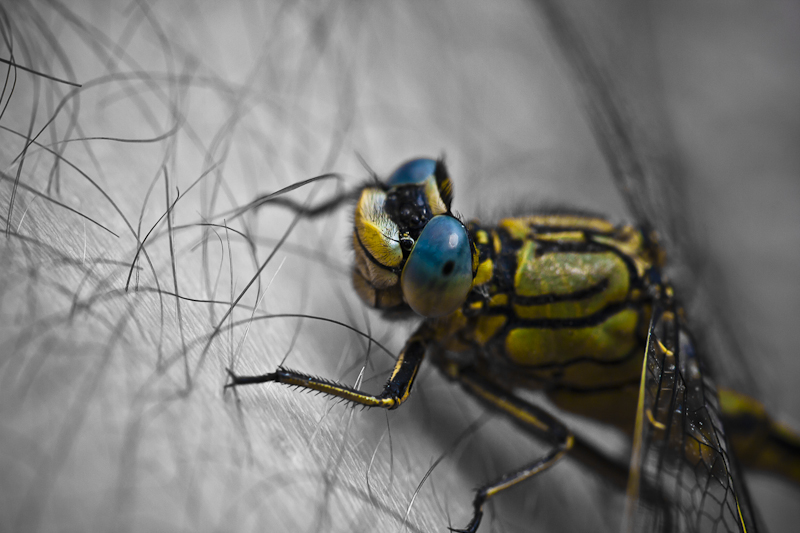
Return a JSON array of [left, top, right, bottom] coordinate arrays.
[[401, 216, 473, 317], [386, 158, 437, 186]]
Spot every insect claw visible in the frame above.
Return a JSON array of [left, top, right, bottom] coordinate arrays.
[[223, 369, 280, 388]]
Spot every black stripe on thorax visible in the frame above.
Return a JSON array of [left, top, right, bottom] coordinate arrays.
[[527, 225, 615, 235], [501, 301, 645, 330], [510, 344, 643, 371], [512, 278, 610, 305], [531, 231, 647, 289]]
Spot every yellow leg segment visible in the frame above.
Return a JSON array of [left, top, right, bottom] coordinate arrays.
[[226, 324, 430, 410], [446, 368, 574, 533]]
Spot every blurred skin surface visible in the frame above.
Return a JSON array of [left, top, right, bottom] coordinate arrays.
[[1, 1, 798, 532]]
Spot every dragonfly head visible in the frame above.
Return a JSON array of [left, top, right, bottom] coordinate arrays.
[[352, 158, 479, 317]]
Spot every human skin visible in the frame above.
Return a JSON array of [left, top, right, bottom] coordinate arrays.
[[1, 1, 799, 533]]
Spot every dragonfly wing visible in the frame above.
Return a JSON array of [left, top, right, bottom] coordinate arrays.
[[624, 300, 755, 533], [530, 0, 757, 391], [531, 0, 685, 245]]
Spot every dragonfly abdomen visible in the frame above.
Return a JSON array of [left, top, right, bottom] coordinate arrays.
[[720, 388, 800, 486]]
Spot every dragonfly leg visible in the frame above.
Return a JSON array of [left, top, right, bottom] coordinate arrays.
[[444, 367, 573, 533], [225, 323, 431, 410], [264, 187, 361, 218]]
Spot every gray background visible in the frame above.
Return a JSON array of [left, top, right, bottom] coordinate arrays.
[[1, 1, 797, 532]]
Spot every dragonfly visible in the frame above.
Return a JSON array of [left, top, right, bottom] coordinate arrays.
[[226, 3, 800, 532], [227, 156, 800, 532]]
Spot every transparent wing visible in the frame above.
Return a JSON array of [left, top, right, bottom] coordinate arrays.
[[530, 0, 757, 393], [531, 0, 683, 242], [624, 298, 756, 533], [528, 3, 761, 530]]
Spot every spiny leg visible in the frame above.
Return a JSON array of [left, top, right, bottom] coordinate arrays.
[[443, 366, 574, 533], [226, 323, 432, 410]]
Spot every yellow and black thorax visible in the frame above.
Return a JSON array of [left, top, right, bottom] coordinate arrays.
[[435, 213, 663, 392]]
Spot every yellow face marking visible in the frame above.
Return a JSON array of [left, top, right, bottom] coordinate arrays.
[[352, 232, 399, 289], [476, 230, 489, 245], [355, 188, 403, 268]]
